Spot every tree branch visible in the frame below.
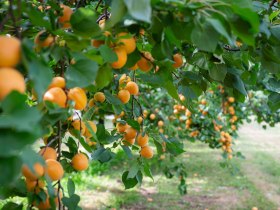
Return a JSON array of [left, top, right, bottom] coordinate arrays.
[[223, 45, 241, 52], [95, 0, 102, 11], [269, 0, 277, 9]]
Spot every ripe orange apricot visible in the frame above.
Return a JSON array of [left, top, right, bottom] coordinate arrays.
[[68, 87, 87, 110], [39, 147, 57, 160], [117, 32, 136, 54], [140, 146, 153, 159], [122, 138, 135, 146], [116, 122, 129, 133], [22, 163, 44, 181], [34, 31, 55, 47], [43, 87, 67, 108], [111, 47, 127, 69], [91, 39, 105, 48], [45, 159, 64, 181], [25, 179, 45, 192], [72, 153, 89, 171], [228, 97, 235, 103], [33, 196, 51, 210], [150, 114, 156, 120], [118, 89, 130, 104], [48, 76, 65, 89], [71, 120, 86, 135], [137, 133, 149, 147], [124, 127, 137, 140], [119, 74, 131, 85], [0, 67, 26, 100], [200, 99, 207, 105], [137, 56, 153, 72], [137, 116, 143, 124], [58, 4, 73, 29], [94, 92, 106, 103], [84, 121, 97, 138], [0, 36, 21, 67], [158, 120, 164, 127], [128, 63, 138, 70], [88, 98, 95, 107], [99, 18, 106, 29], [125, 81, 139, 95], [173, 53, 183, 68]]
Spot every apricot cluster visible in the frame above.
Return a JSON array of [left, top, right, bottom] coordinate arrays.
[[219, 131, 233, 159], [116, 122, 153, 159], [0, 36, 25, 101]]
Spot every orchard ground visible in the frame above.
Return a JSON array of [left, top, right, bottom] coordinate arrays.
[[77, 121, 280, 210], [1, 120, 280, 210]]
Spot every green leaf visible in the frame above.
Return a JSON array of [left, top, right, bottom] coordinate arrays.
[[122, 171, 138, 189], [99, 45, 118, 63], [121, 145, 133, 159], [123, 0, 152, 23], [191, 23, 219, 52], [209, 64, 227, 82], [143, 163, 153, 181], [26, 60, 52, 102], [63, 33, 90, 51], [164, 27, 181, 49], [0, 92, 42, 132], [104, 90, 123, 105], [91, 147, 115, 163], [225, 73, 247, 95], [207, 18, 233, 45], [179, 84, 203, 100], [124, 50, 142, 69], [106, 0, 127, 27], [126, 119, 140, 131], [232, 5, 259, 34], [268, 92, 280, 111], [163, 137, 185, 156], [65, 59, 99, 88], [127, 164, 139, 179], [0, 156, 21, 186], [96, 124, 118, 144], [95, 65, 113, 89], [24, 3, 52, 30], [70, 8, 101, 37], [0, 130, 40, 157], [67, 179, 75, 197], [21, 148, 45, 171], [264, 78, 280, 93], [2, 202, 23, 210], [62, 194, 80, 210], [77, 136, 92, 153]]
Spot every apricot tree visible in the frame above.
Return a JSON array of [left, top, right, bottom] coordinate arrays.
[[0, 0, 280, 209]]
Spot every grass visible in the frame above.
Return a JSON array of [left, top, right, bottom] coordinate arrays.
[[75, 140, 277, 210]]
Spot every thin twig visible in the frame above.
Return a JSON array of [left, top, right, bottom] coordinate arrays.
[[40, 136, 59, 156], [172, 72, 179, 79], [269, 0, 277, 9], [0, 14, 10, 31], [223, 45, 241, 52], [95, 0, 102, 11], [8, 0, 20, 38], [57, 121, 64, 210], [131, 71, 136, 118]]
